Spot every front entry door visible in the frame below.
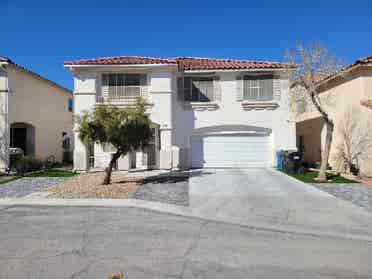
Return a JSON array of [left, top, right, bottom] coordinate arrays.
[[10, 128, 27, 154], [147, 127, 159, 169]]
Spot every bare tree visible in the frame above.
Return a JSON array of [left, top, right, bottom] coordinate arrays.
[[334, 107, 372, 175], [285, 41, 344, 181]]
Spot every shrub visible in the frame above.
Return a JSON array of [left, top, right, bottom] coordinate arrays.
[[43, 156, 56, 170], [9, 153, 23, 172], [14, 156, 44, 175]]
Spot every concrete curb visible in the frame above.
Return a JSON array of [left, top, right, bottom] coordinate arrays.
[[1, 195, 372, 242]]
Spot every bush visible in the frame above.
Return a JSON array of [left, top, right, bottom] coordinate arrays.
[[9, 153, 23, 172], [14, 156, 44, 175], [43, 156, 56, 170]]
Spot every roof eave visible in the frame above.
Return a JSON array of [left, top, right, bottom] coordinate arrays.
[[5, 62, 72, 94], [64, 63, 177, 69], [184, 67, 296, 73]]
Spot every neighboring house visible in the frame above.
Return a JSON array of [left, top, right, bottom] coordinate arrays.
[[0, 56, 73, 171], [294, 56, 372, 176], [64, 56, 297, 171]]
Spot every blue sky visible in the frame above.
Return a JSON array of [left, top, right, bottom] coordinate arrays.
[[1, 0, 371, 90]]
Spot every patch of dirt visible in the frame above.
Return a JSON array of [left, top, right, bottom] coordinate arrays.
[[44, 172, 141, 199]]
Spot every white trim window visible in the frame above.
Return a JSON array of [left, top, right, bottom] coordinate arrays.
[[243, 75, 273, 102], [101, 73, 146, 100], [185, 77, 214, 102], [178, 76, 221, 103]]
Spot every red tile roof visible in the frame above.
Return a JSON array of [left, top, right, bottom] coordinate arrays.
[[176, 57, 292, 70], [351, 55, 372, 67], [64, 56, 177, 66], [64, 55, 294, 70]]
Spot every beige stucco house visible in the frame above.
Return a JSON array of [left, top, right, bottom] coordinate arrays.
[[0, 56, 73, 171], [294, 56, 372, 176]]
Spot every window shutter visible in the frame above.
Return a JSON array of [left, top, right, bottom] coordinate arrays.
[[236, 75, 243, 101], [140, 74, 148, 98], [264, 77, 274, 101], [213, 76, 221, 102], [177, 77, 184, 102], [101, 74, 109, 99], [273, 78, 281, 101]]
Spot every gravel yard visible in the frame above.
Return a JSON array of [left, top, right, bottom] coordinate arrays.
[[0, 177, 68, 198], [1, 169, 190, 203], [312, 183, 372, 212], [45, 172, 140, 199]]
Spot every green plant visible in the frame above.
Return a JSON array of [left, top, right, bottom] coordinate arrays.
[[27, 169, 78, 177], [286, 170, 358, 183], [14, 156, 44, 175], [77, 99, 152, 185], [43, 156, 56, 170]]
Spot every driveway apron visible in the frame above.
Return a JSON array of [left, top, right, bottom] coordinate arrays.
[[187, 168, 372, 236]]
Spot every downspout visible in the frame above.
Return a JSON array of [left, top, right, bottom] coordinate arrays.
[[0, 63, 10, 170]]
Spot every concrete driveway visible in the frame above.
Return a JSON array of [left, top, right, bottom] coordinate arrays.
[[185, 168, 372, 238]]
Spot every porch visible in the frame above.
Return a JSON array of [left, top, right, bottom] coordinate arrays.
[[296, 117, 324, 165]]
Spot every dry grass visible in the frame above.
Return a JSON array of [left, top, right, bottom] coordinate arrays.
[[44, 171, 141, 199]]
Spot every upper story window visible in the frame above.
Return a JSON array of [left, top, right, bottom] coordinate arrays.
[[68, 98, 73, 112], [178, 76, 220, 103], [102, 73, 146, 100], [243, 75, 273, 101]]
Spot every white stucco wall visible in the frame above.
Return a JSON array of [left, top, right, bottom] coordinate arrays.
[[172, 72, 296, 167], [71, 66, 296, 170], [72, 71, 98, 171]]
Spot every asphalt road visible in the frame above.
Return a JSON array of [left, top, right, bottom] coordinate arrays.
[[0, 206, 371, 279]]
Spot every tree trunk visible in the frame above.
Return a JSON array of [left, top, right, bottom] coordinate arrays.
[[103, 151, 122, 185], [317, 121, 334, 181]]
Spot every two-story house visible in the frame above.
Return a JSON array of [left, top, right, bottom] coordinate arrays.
[[0, 56, 73, 172], [294, 55, 372, 176], [64, 56, 297, 171]]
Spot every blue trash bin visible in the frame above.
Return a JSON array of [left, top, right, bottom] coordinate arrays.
[[276, 150, 284, 171]]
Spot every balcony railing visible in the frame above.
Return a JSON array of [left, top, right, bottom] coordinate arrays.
[[109, 86, 141, 100], [97, 86, 146, 104]]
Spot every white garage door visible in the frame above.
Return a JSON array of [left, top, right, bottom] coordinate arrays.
[[191, 134, 272, 168]]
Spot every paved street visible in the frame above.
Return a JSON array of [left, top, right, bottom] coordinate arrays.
[[1, 169, 372, 278], [0, 205, 371, 279]]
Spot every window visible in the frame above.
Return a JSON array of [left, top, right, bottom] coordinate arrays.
[[184, 77, 214, 102], [243, 75, 273, 101], [102, 73, 142, 99], [68, 98, 73, 112]]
